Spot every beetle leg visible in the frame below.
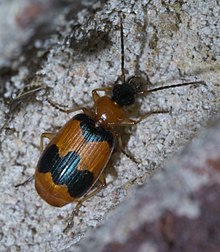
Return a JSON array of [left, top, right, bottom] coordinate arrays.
[[92, 88, 112, 103], [63, 179, 107, 233], [15, 175, 34, 188], [47, 98, 90, 114], [118, 135, 141, 164], [109, 109, 170, 126], [131, 110, 170, 124], [40, 132, 56, 152], [15, 132, 55, 188], [98, 173, 107, 186], [47, 98, 95, 119]]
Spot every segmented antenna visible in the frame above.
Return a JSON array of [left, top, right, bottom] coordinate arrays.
[[145, 81, 205, 94], [119, 12, 125, 84]]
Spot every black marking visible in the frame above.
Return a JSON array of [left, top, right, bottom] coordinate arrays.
[[74, 114, 114, 147], [37, 144, 94, 198]]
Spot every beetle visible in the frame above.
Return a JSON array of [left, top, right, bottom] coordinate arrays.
[[16, 13, 204, 232]]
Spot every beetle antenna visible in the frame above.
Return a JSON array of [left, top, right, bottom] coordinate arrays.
[[141, 80, 205, 94], [119, 12, 125, 84]]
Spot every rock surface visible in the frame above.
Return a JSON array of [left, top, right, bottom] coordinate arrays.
[[0, 0, 219, 251]]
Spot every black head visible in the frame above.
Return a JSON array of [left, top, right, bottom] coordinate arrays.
[[112, 83, 135, 106], [111, 77, 144, 107]]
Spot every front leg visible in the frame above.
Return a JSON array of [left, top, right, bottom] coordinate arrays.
[[40, 132, 56, 152], [47, 98, 89, 114], [92, 87, 112, 103], [109, 109, 170, 126]]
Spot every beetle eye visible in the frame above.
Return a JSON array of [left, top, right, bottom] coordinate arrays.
[[112, 83, 135, 106]]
